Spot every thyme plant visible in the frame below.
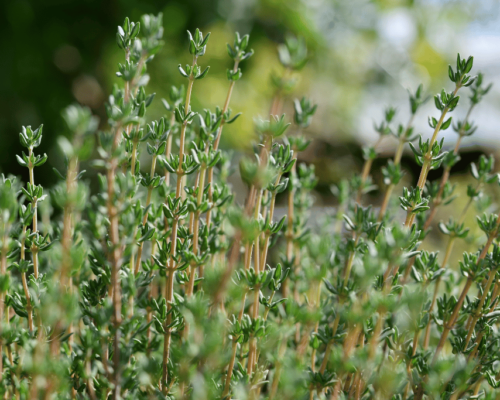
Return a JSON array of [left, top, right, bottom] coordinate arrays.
[[1, 12, 499, 400]]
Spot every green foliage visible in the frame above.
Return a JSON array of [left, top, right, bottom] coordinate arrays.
[[1, 10, 500, 400]]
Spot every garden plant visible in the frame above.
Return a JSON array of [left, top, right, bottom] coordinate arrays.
[[1, 11, 500, 400]]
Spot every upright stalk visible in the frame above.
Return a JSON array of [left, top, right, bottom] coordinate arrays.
[[134, 154, 158, 273], [269, 337, 287, 400], [355, 137, 382, 205], [164, 112, 176, 187], [205, 59, 239, 227], [20, 226, 34, 333], [283, 154, 297, 298], [0, 221, 10, 380], [260, 174, 282, 268], [219, 184, 262, 397], [467, 282, 500, 361], [383, 84, 465, 285], [107, 123, 124, 400], [378, 114, 415, 221], [60, 155, 79, 285], [247, 188, 264, 375], [162, 62, 196, 393], [318, 312, 341, 375], [186, 158, 207, 296], [432, 213, 500, 364], [405, 85, 462, 228], [344, 234, 360, 287], [28, 148, 39, 279], [56, 138, 84, 354], [462, 269, 496, 350], [422, 103, 474, 231], [422, 184, 479, 348]]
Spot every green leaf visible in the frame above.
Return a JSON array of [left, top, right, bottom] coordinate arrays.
[[130, 22, 140, 39], [440, 117, 452, 131], [464, 56, 473, 73], [448, 65, 455, 82], [195, 66, 210, 80], [178, 65, 189, 78], [16, 155, 27, 167], [226, 112, 242, 124]]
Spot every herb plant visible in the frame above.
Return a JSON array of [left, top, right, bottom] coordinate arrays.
[[0, 12, 499, 400]]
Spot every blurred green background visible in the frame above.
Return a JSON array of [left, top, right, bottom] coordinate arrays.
[[1, 0, 500, 235]]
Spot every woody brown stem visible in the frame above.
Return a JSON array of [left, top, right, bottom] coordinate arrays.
[[162, 65, 196, 392], [405, 85, 462, 228], [205, 59, 240, 228], [134, 154, 157, 274], [378, 114, 416, 221]]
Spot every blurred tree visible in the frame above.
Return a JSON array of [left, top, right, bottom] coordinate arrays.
[[0, 0, 490, 190]]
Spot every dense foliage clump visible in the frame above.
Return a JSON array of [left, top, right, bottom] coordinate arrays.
[[1, 12, 499, 400]]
